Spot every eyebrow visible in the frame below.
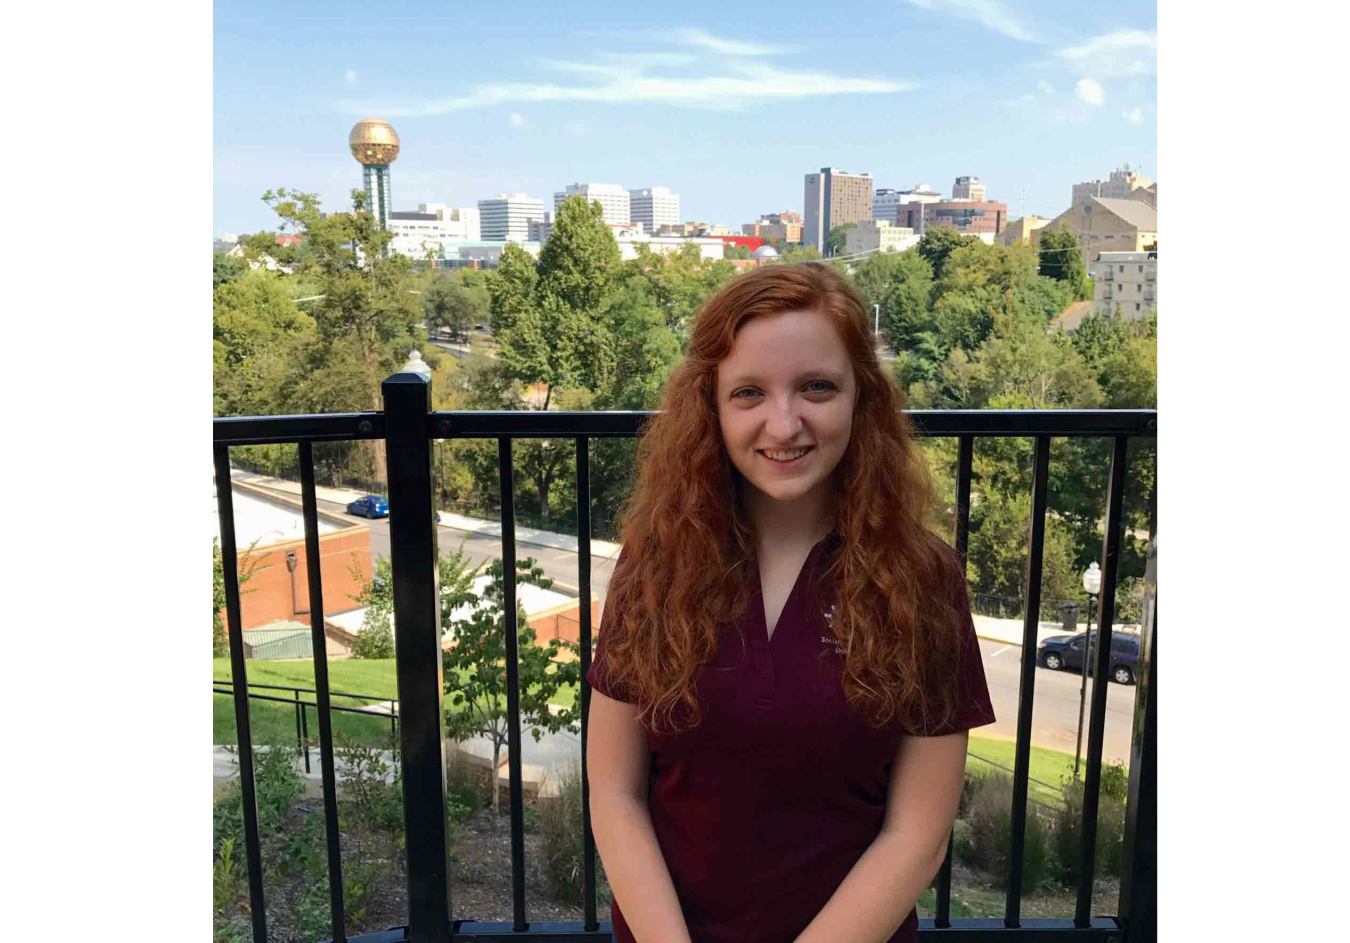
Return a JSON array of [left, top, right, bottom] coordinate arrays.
[[725, 368, 848, 387]]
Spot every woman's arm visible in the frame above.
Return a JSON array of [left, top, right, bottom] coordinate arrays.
[[587, 689, 693, 943], [793, 731, 970, 943]]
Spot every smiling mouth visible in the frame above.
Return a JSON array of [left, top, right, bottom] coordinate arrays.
[[759, 446, 815, 464]]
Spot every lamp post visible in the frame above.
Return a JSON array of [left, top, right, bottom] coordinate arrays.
[[1073, 562, 1102, 780], [873, 304, 881, 343]]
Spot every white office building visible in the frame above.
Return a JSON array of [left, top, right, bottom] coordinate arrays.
[[553, 183, 630, 226], [871, 185, 942, 227], [387, 204, 481, 258], [477, 193, 545, 243], [628, 186, 681, 233], [846, 220, 920, 256], [1091, 251, 1157, 320]]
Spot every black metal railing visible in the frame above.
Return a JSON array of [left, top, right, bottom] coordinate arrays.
[[212, 681, 399, 772], [214, 371, 1157, 943]]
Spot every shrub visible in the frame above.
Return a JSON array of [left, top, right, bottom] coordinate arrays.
[[1053, 776, 1127, 884], [351, 612, 395, 659], [212, 837, 246, 913], [445, 751, 491, 818], [956, 771, 1058, 892], [213, 742, 306, 848], [535, 759, 612, 907], [334, 733, 403, 835], [1099, 759, 1130, 803]]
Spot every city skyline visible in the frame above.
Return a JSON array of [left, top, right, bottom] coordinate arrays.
[[214, 0, 1157, 237]]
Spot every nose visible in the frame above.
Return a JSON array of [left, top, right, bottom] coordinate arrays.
[[764, 395, 804, 442]]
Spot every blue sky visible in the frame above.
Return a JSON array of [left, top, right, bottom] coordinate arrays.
[[213, 0, 1157, 237]]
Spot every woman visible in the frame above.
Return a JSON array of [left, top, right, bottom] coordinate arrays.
[[586, 262, 995, 943]]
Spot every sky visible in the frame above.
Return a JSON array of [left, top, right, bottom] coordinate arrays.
[[213, 0, 1157, 238]]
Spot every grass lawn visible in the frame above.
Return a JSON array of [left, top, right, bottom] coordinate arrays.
[[213, 658, 583, 746], [966, 735, 1108, 810]]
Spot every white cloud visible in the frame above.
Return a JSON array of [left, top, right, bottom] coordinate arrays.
[[1076, 77, 1104, 106], [907, 0, 1041, 43], [508, 112, 527, 127], [1057, 30, 1157, 76], [341, 61, 914, 117], [1037, 79, 1054, 93], [345, 70, 358, 86], [661, 27, 798, 56], [1122, 106, 1143, 124]]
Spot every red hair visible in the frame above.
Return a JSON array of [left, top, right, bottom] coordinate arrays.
[[602, 262, 966, 736]]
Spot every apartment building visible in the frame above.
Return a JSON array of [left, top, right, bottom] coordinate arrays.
[[628, 186, 680, 233], [804, 168, 874, 252], [477, 193, 545, 242], [553, 183, 630, 226], [1091, 251, 1157, 320]]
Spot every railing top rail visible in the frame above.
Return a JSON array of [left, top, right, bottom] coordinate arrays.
[[214, 408, 1157, 444], [212, 678, 396, 703]]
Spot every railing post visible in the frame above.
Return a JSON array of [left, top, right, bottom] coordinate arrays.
[[382, 369, 452, 943], [1119, 536, 1157, 942]]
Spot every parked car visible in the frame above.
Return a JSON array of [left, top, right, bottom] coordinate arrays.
[[1037, 630, 1139, 685], [345, 495, 389, 519]]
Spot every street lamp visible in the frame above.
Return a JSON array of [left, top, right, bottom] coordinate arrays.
[[873, 304, 881, 343], [1073, 562, 1102, 780]]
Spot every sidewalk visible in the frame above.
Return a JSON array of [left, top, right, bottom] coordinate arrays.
[[227, 466, 622, 560]]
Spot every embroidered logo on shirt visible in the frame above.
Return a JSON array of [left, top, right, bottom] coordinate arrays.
[[820, 606, 845, 655]]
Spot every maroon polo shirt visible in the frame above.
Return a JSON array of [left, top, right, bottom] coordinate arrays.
[[586, 532, 996, 943]]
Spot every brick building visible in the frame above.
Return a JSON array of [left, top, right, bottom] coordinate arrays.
[[897, 200, 1008, 236]]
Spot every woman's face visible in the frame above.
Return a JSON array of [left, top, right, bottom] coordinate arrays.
[[715, 308, 857, 509]]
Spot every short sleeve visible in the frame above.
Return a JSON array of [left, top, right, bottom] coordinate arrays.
[[585, 549, 637, 703], [909, 550, 997, 737]]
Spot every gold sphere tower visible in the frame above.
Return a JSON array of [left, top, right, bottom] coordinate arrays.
[[349, 118, 400, 232]]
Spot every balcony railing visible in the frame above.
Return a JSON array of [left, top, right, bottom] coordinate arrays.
[[1101, 270, 1114, 281], [1102, 288, 1113, 300], [1144, 290, 1154, 302], [1144, 271, 1155, 282], [214, 370, 1158, 943]]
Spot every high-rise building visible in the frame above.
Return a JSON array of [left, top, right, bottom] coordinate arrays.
[[803, 168, 874, 253], [478, 193, 545, 242], [349, 118, 400, 234], [628, 186, 680, 233], [1073, 163, 1154, 206], [953, 176, 986, 201], [553, 183, 630, 226]]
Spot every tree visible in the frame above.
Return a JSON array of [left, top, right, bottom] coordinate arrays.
[[440, 557, 582, 821], [213, 537, 264, 659], [423, 269, 489, 341], [917, 227, 976, 279], [253, 187, 430, 484], [825, 223, 858, 258], [1038, 224, 1090, 299], [214, 250, 247, 290], [723, 244, 752, 260], [618, 242, 737, 341]]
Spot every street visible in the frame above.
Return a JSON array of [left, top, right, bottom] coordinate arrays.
[[336, 497, 1137, 765]]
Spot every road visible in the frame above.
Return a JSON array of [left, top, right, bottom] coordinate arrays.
[[332, 496, 1137, 764]]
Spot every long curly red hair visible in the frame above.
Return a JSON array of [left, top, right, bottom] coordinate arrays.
[[601, 262, 966, 736]]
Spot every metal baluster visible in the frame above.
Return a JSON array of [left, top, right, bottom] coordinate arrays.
[[1077, 436, 1130, 925], [300, 440, 347, 942], [1005, 435, 1051, 927], [213, 444, 268, 943], [498, 436, 528, 931], [935, 434, 975, 929], [1119, 536, 1157, 943], [383, 370, 452, 942], [576, 436, 598, 932]]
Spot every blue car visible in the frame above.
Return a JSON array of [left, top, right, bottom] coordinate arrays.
[[1037, 629, 1139, 685], [345, 495, 389, 519]]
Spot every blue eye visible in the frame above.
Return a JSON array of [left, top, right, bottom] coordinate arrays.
[[805, 380, 837, 393]]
